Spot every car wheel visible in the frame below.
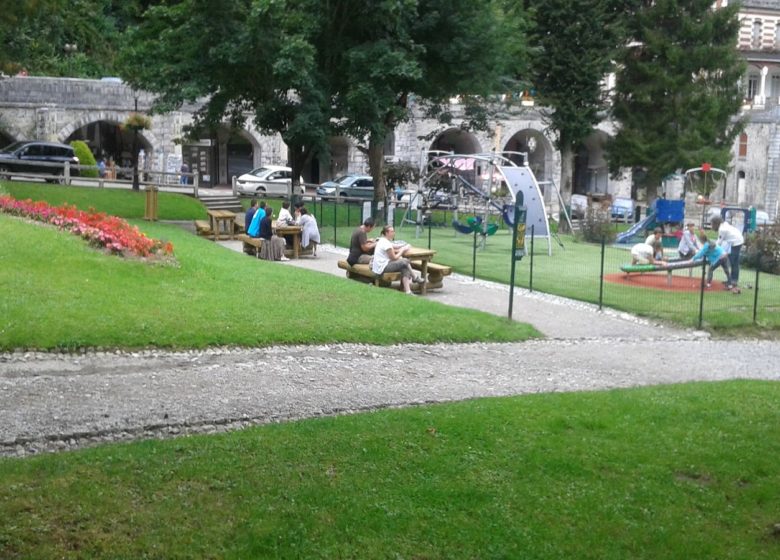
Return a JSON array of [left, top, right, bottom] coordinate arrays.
[[256, 187, 267, 196]]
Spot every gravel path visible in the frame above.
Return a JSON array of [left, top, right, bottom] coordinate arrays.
[[2, 338, 778, 457], [3, 242, 777, 458]]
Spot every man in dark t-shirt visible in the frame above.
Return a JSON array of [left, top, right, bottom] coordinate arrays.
[[347, 217, 377, 266]]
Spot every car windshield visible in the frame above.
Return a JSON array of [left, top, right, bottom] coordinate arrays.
[[246, 167, 271, 178], [1, 141, 29, 153], [334, 175, 359, 185]]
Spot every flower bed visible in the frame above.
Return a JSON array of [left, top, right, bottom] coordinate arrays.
[[0, 195, 174, 259]]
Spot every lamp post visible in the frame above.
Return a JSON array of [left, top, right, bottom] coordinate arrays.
[[63, 43, 78, 76], [132, 96, 140, 191]]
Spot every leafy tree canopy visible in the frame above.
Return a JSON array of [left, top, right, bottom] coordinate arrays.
[[608, 0, 745, 200]]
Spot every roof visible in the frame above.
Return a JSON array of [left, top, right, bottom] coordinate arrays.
[[740, 0, 780, 11]]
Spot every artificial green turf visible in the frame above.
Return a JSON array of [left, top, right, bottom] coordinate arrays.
[[1, 380, 778, 559], [0, 214, 537, 350]]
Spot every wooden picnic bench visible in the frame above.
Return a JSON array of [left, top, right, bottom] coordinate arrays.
[[237, 233, 263, 257], [337, 260, 402, 287], [411, 261, 452, 290], [194, 219, 213, 237]]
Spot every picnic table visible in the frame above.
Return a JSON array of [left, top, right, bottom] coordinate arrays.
[[404, 246, 436, 294], [207, 209, 236, 240], [273, 222, 303, 258]]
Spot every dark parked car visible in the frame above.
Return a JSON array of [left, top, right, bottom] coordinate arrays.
[[0, 140, 80, 182]]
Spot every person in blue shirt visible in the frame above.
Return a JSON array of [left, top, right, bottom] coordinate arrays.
[[694, 232, 732, 289], [245, 199, 258, 233], [247, 201, 266, 238]]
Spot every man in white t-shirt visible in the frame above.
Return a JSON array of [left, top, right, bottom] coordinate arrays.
[[371, 225, 424, 294], [631, 241, 665, 266], [711, 216, 744, 288]]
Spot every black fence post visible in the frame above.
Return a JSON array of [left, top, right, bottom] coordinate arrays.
[[529, 225, 535, 292], [753, 266, 760, 324], [472, 228, 478, 281], [598, 235, 606, 310], [428, 213, 432, 249], [698, 261, 707, 329]]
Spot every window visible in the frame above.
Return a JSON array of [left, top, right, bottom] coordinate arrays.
[[747, 74, 760, 100], [753, 20, 763, 50], [739, 133, 748, 159]]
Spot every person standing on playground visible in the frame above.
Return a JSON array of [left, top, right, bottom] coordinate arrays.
[[710, 216, 744, 289], [371, 225, 424, 295], [677, 222, 701, 259], [694, 232, 732, 290], [347, 217, 378, 266]]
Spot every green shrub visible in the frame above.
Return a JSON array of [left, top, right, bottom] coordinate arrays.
[[743, 223, 780, 274], [70, 140, 98, 178], [578, 207, 616, 243]]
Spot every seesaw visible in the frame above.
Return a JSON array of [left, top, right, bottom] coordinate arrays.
[[620, 258, 703, 287]]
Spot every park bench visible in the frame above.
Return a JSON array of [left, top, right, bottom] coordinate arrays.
[[337, 260, 402, 287], [237, 233, 263, 257], [194, 219, 213, 237], [411, 261, 452, 290]]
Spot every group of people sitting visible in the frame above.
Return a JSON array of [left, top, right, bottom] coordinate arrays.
[[244, 199, 320, 262], [347, 217, 425, 295], [630, 217, 745, 293]]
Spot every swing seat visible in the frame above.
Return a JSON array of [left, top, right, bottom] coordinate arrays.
[[452, 219, 474, 234]]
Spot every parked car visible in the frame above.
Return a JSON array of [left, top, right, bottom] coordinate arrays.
[[235, 165, 304, 196], [316, 174, 374, 199], [0, 140, 80, 182]]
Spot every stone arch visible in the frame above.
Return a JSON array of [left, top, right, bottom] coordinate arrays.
[[429, 127, 482, 155], [58, 111, 157, 171], [502, 126, 555, 182]]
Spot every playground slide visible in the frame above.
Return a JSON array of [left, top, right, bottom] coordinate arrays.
[[615, 211, 656, 244]]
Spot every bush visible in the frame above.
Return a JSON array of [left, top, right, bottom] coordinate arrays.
[[578, 207, 616, 243], [70, 140, 98, 178], [742, 223, 780, 274]]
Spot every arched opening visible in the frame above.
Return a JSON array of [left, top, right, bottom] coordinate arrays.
[[502, 129, 551, 181], [65, 120, 152, 178], [210, 125, 259, 186], [0, 129, 15, 148], [573, 131, 609, 195], [429, 128, 481, 155]]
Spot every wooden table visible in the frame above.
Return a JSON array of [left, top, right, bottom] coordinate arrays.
[[405, 246, 436, 294], [207, 209, 236, 240], [274, 223, 303, 258]]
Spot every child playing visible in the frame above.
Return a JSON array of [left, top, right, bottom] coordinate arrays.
[[693, 232, 732, 289]]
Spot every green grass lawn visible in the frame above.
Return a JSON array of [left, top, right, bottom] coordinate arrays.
[[2, 182, 207, 220], [318, 215, 780, 331], [0, 214, 537, 350], [1, 380, 778, 559]]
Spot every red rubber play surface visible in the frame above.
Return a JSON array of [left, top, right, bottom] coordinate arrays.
[[605, 272, 728, 292]]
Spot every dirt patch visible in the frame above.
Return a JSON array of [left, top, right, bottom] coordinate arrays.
[[605, 272, 728, 293]]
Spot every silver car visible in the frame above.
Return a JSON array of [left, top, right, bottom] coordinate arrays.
[[235, 165, 304, 196], [316, 174, 374, 199]]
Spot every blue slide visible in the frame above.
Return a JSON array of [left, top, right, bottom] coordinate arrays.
[[615, 211, 656, 244]]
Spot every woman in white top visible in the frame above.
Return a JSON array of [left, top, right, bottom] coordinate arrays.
[[296, 207, 320, 255], [371, 225, 423, 294], [277, 201, 294, 225]]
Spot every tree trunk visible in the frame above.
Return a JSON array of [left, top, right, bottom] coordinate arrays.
[[287, 144, 308, 189], [558, 144, 574, 232], [367, 135, 386, 202], [131, 129, 139, 191]]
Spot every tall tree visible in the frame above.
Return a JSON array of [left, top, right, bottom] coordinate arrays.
[[336, 0, 525, 200], [608, 0, 745, 204], [120, 0, 340, 186], [525, 0, 626, 209]]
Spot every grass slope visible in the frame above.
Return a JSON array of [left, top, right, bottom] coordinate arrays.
[[0, 215, 537, 350], [1, 381, 778, 558]]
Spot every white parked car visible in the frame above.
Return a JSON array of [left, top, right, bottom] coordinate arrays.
[[235, 165, 304, 196]]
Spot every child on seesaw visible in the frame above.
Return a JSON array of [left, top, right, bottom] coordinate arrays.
[[631, 240, 666, 266]]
